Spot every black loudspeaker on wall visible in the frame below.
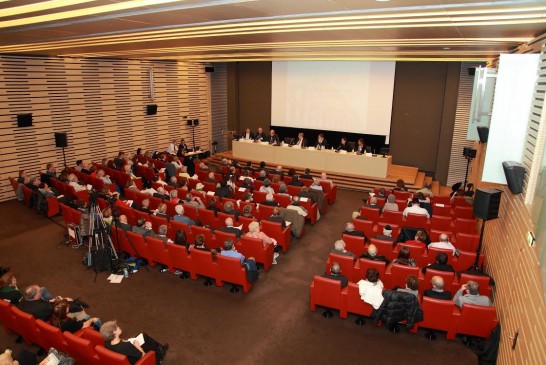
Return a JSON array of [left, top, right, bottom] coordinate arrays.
[[473, 188, 502, 221], [502, 161, 525, 194], [463, 147, 477, 159], [205, 66, 215, 73], [54, 132, 68, 148], [146, 104, 158, 115], [477, 126, 489, 143], [17, 113, 33, 127]]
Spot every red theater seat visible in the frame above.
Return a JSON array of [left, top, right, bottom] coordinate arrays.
[[381, 210, 403, 226], [342, 234, 366, 258], [454, 206, 474, 219], [261, 220, 291, 253], [456, 233, 480, 252], [359, 206, 380, 226], [355, 258, 387, 282], [405, 213, 428, 229], [257, 204, 275, 221], [414, 297, 459, 340], [370, 238, 396, 262], [198, 208, 220, 229], [35, 319, 69, 353], [454, 218, 478, 234], [310, 276, 344, 317], [456, 304, 498, 338], [385, 263, 419, 289], [126, 231, 154, 265], [95, 345, 156, 365], [166, 243, 194, 279], [377, 222, 400, 239], [326, 253, 357, 283], [217, 255, 252, 293], [191, 225, 218, 250], [0, 300, 15, 333], [430, 216, 453, 232], [149, 215, 169, 234], [419, 268, 456, 294], [146, 236, 173, 271], [190, 248, 220, 286], [10, 306, 39, 345], [237, 236, 274, 272], [458, 272, 492, 296], [352, 219, 374, 240], [340, 282, 375, 321], [63, 331, 100, 365]]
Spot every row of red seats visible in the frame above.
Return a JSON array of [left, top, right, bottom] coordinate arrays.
[[8, 177, 60, 217], [66, 168, 116, 193], [372, 187, 472, 208], [310, 275, 498, 340], [325, 253, 491, 296], [0, 300, 155, 365]]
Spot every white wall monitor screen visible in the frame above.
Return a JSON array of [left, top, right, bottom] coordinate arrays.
[[271, 61, 396, 137]]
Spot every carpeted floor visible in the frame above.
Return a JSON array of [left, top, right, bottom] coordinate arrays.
[[0, 189, 477, 364]]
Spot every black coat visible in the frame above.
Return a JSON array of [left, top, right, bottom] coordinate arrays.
[[372, 290, 423, 329]]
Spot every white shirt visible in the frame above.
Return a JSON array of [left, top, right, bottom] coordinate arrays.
[[428, 240, 457, 255], [357, 279, 384, 309], [259, 186, 274, 195], [167, 143, 176, 154], [402, 204, 430, 218], [69, 181, 86, 192]]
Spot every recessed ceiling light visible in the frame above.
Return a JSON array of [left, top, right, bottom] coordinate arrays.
[[376, 0, 390, 2], [443, 47, 451, 50]]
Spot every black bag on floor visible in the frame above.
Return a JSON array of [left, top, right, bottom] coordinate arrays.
[[87, 248, 111, 272], [243, 259, 259, 283]]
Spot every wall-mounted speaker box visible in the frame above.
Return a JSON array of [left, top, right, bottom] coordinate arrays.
[[502, 161, 525, 194], [468, 67, 476, 76], [205, 66, 215, 73], [17, 113, 33, 127], [473, 188, 502, 221], [54, 132, 68, 148], [187, 119, 199, 126], [463, 147, 477, 158], [477, 126, 489, 143], [146, 104, 158, 115]]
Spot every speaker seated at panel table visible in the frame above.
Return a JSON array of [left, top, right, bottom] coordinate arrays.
[[473, 188, 502, 221], [502, 161, 525, 194]]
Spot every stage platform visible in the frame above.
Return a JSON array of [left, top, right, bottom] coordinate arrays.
[[207, 151, 437, 194]]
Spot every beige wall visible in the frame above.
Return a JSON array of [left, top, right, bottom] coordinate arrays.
[[0, 55, 210, 202], [470, 142, 546, 364]]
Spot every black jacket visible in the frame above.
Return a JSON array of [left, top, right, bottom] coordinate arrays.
[[373, 290, 423, 329]]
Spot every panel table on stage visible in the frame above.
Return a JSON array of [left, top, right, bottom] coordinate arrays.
[[232, 140, 392, 178]]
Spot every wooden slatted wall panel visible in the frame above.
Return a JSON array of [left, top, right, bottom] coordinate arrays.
[[210, 63, 228, 153], [446, 61, 483, 187], [523, 45, 546, 205], [469, 143, 546, 365], [0, 55, 209, 202]]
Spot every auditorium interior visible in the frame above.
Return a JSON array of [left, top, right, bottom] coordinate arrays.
[[1, 1, 546, 364]]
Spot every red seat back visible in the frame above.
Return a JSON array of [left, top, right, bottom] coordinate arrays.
[[426, 247, 454, 265], [352, 219, 373, 240], [456, 233, 480, 252], [36, 319, 68, 353], [377, 222, 399, 239], [429, 229, 453, 243], [454, 218, 478, 234], [342, 234, 366, 257], [257, 204, 275, 221], [146, 236, 172, 269], [126, 231, 153, 263], [166, 243, 193, 277], [381, 210, 403, 226], [94, 345, 132, 365], [430, 216, 453, 232], [432, 204, 453, 218], [310, 275, 343, 312], [405, 213, 428, 228], [217, 255, 252, 293], [63, 331, 100, 365], [417, 297, 459, 339], [0, 300, 15, 332], [422, 268, 455, 294], [345, 282, 375, 317], [359, 206, 380, 225], [198, 208, 219, 229], [388, 264, 419, 288], [190, 248, 218, 280], [326, 253, 356, 282], [370, 238, 396, 261], [393, 190, 412, 200], [149, 215, 169, 233], [459, 272, 492, 296], [261, 220, 291, 253], [456, 304, 498, 338], [356, 258, 387, 282], [454, 206, 474, 219], [238, 235, 273, 272], [11, 306, 38, 344]]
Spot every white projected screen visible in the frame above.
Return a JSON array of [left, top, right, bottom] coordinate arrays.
[[271, 61, 396, 136]]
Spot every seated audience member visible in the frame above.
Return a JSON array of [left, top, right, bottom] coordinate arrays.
[[173, 205, 197, 227], [428, 233, 458, 255], [124, 163, 137, 179], [173, 229, 190, 253], [97, 169, 112, 185], [153, 203, 170, 221], [126, 179, 140, 192], [392, 247, 416, 267], [51, 299, 100, 333], [376, 188, 387, 199], [416, 182, 434, 197], [278, 183, 290, 196], [288, 175, 304, 187], [222, 201, 239, 219], [38, 182, 57, 198], [352, 211, 363, 220], [68, 174, 86, 192], [424, 276, 452, 300], [422, 252, 455, 274], [207, 198, 219, 216], [310, 179, 323, 191], [298, 186, 317, 204], [218, 217, 243, 239], [255, 170, 267, 182], [184, 193, 205, 210], [241, 205, 255, 219], [330, 240, 356, 260], [403, 198, 430, 218], [241, 192, 253, 203], [336, 137, 350, 151], [132, 218, 153, 237], [205, 172, 218, 185], [133, 199, 152, 214], [114, 152, 126, 170], [374, 224, 395, 243], [287, 168, 296, 177], [167, 176, 181, 189], [300, 168, 313, 180], [18, 285, 60, 321], [169, 189, 180, 204], [396, 275, 419, 297], [102, 207, 114, 227], [254, 127, 267, 141], [383, 194, 399, 212], [41, 163, 57, 185], [246, 221, 279, 264], [355, 138, 366, 155], [403, 230, 427, 250], [0, 273, 24, 304], [17, 170, 27, 184], [154, 225, 172, 243], [241, 177, 254, 192], [321, 262, 348, 288], [267, 207, 287, 229], [259, 178, 274, 195], [261, 193, 279, 207], [363, 196, 382, 214], [343, 222, 365, 238], [117, 215, 133, 232], [315, 133, 328, 149], [167, 139, 177, 154], [100, 320, 168, 365], [453, 280, 491, 308], [359, 244, 389, 264], [320, 172, 335, 188], [220, 239, 254, 264], [287, 196, 308, 217], [268, 130, 280, 145], [191, 234, 210, 252], [179, 166, 191, 179], [215, 180, 231, 199], [393, 179, 408, 192], [153, 187, 170, 200], [357, 268, 384, 309]]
